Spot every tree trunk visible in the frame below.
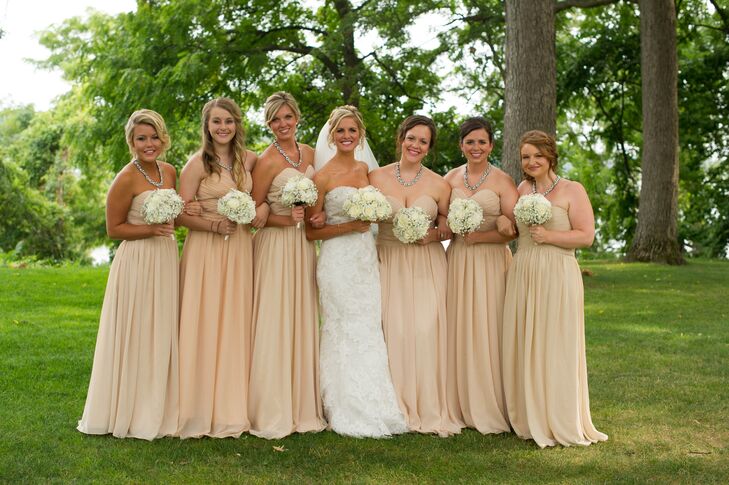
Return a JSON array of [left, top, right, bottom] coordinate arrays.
[[334, 0, 361, 107], [502, 0, 557, 182], [626, 0, 683, 264]]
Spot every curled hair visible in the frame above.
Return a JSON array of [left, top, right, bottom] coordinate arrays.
[[200, 97, 248, 191], [124, 109, 170, 158], [264, 91, 302, 126], [459, 116, 494, 144], [396, 115, 437, 162], [519, 130, 559, 182], [326, 105, 366, 147]]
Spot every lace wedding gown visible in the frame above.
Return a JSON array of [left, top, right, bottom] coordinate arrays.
[[317, 186, 408, 438]]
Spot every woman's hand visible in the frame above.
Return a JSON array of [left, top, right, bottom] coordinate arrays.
[[348, 220, 371, 234], [290, 205, 305, 225], [418, 227, 440, 245], [251, 203, 270, 229], [529, 225, 549, 244], [497, 215, 516, 238], [149, 222, 175, 237], [184, 200, 202, 216], [309, 211, 327, 229], [215, 219, 237, 236]]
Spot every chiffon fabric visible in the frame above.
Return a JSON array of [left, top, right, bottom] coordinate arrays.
[[248, 166, 326, 439], [77, 190, 179, 440], [317, 186, 407, 438], [376, 195, 463, 437], [176, 169, 253, 438], [446, 188, 512, 434], [502, 205, 608, 448]]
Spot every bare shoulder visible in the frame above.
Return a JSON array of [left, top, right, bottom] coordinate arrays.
[[368, 164, 393, 182], [491, 166, 517, 187], [159, 160, 177, 176], [516, 180, 532, 195], [563, 178, 587, 195], [244, 149, 258, 171], [354, 161, 371, 175], [425, 167, 449, 189], [299, 143, 314, 154], [444, 165, 463, 184]]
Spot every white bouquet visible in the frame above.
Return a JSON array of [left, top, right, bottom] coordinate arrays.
[[392, 206, 431, 244], [514, 193, 552, 226], [342, 186, 392, 222], [281, 175, 318, 228], [217, 189, 256, 240], [447, 198, 484, 235], [142, 189, 184, 239]]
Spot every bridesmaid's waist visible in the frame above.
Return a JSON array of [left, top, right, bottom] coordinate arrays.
[[516, 241, 575, 257]]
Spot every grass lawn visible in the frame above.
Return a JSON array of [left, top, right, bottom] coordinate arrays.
[[1, 260, 727, 483]]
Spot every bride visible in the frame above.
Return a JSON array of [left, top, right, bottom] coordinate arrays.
[[306, 105, 407, 438]]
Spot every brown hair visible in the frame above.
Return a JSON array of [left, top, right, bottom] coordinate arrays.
[[519, 130, 558, 182], [124, 109, 170, 158], [459, 116, 494, 144], [396, 115, 437, 162], [200, 97, 248, 191], [326, 105, 366, 147]]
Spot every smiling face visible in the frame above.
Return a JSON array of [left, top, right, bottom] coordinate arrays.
[[132, 123, 163, 163], [460, 128, 493, 164], [400, 124, 432, 164], [206, 106, 236, 146], [520, 143, 552, 179], [333, 116, 360, 153], [268, 104, 298, 142]]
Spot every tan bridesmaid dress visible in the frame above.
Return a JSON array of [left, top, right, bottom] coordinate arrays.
[[176, 169, 254, 438], [248, 166, 326, 439], [446, 188, 512, 434], [502, 205, 608, 447], [77, 190, 179, 440], [377, 195, 462, 437]]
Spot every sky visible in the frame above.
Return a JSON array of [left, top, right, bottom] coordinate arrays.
[[0, 0, 136, 110]]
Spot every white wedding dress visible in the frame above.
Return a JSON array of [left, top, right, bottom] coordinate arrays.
[[317, 186, 408, 438]]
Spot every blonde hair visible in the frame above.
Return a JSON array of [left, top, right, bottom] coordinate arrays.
[[200, 97, 248, 191], [124, 109, 170, 158], [326, 105, 366, 147], [518, 130, 559, 182], [264, 91, 302, 126]]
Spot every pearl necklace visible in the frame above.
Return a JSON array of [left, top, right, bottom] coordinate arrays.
[[133, 159, 164, 188], [464, 162, 491, 191], [395, 162, 424, 187], [532, 175, 561, 196], [273, 140, 302, 168]]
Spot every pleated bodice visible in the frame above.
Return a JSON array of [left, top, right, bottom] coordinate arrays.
[[266, 166, 315, 216]]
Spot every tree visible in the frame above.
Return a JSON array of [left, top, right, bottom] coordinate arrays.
[[626, 0, 683, 264]]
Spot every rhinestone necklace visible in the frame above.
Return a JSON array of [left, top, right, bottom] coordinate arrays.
[[395, 162, 424, 187], [273, 140, 302, 168], [214, 160, 233, 172], [133, 159, 164, 188], [532, 175, 561, 196], [464, 162, 491, 192]]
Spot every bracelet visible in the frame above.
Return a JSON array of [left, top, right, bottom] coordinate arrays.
[[210, 221, 215, 232]]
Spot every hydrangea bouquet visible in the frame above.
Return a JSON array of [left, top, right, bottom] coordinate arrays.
[[392, 206, 431, 244], [342, 186, 392, 222], [217, 189, 256, 240], [141, 188, 184, 239], [513, 193, 552, 226], [447, 198, 484, 235], [281, 175, 319, 228]]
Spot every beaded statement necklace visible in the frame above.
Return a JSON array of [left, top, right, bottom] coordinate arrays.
[[464, 162, 491, 192], [133, 159, 164, 188], [273, 140, 302, 168], [532, 175, 561, 196], [395, 162, 424, 187], [214, 160, 233, 172]]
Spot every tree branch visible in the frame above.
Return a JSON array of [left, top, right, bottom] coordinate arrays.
[[254, 25, 329, 37], [709, 0, 729, 33], [554, 0, 624, 13], [371, 52, 426, 103]]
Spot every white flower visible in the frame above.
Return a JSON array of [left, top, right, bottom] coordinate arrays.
[[514, 193, 552, 226], [281, 175, 318, 207], [447, 198, 484, 235], [343, 186, 392, 222], [393, 206, 430, 243], [142, 189, 184, 224], [217, 189, 256, 224]]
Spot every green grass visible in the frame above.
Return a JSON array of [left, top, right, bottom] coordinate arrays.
[[1, 260, 728, 483]]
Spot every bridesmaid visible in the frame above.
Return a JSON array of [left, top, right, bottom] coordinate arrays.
[[369, 115, 463, 437], [176, 98, 261, 438], [77, 109, 179, 440], [248, 91, 326, 439], [502, 130, 608, 448], [444, 117, 518, 434]]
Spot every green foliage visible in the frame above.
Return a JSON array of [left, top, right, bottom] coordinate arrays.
[[2, 261, 728, 481]]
